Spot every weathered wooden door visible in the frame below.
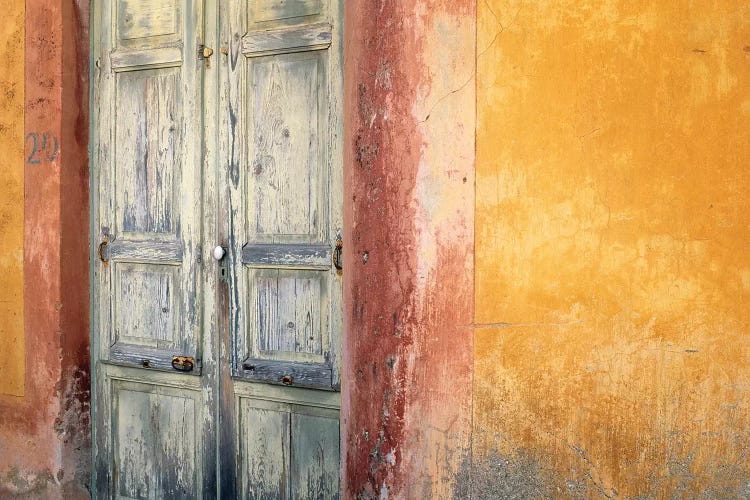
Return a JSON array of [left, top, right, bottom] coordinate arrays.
[[92, 0, 343, 497]]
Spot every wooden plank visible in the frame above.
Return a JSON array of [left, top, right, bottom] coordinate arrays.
[[156, 393, 197, 497], [115, 67, 181, 235], [249, 51, 321, 239], [111, 47, 183, 71], [115, 389, 154, 498], [251, 0, 322, 24], [276, 276, 298, 352], [257, 271, 280, 352], [242, 243, 330, 269], [117, 0, 179, 42], [115, 263, 177, 347], [291, 412, 340, 499], [295, 275, 321, 355], [241, 358, 332, 389], [242, 23, 331, 56], [110, 343, 202, 374], [239, 403, 291, 499], [106, 239, 183, 262]]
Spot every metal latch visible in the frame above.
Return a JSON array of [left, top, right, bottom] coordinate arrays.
[[199, 45, 214, 68], [172, 356, 195, 372], [98, 236, 109, 265], [333, 239, 343, 272]]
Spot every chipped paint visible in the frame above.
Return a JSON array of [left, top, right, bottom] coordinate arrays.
[[0, 0, 25, 398], [0, 0, 90, 496], [476, 0, 750, 496], [343, 0, 475, 497]]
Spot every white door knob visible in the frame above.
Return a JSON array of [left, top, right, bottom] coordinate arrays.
[[212, 245, 226, 261]]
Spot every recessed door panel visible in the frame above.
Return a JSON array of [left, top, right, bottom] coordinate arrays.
[[115, 68, 181, 237], [116, 0, 182, 48], [114, 263, 178, 348], [291, 412, 340, 499], [238, 401, 290, 498], [113, 381, 200, 499], [249, 0, 324, 28], [238, 397, 340, 499], [248, 52, 324, 241]]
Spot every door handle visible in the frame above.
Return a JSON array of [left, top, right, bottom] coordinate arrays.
[[333, 239, 343, 271], [212, 245, 226, 261]]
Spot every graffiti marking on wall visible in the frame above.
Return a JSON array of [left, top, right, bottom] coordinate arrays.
[[25, 131, 59, 164]]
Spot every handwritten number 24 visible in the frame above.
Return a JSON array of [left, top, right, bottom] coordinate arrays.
[[26, 132, 59, 165]]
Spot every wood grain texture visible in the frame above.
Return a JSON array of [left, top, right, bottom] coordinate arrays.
[[241, 358, 332, 389], [114, 382, 198, 498], [251, 0, 322, 24], [110, 343, 202, 374], [106, 239, 183, 263], [291, 412, 340, 499], [111, 47, 182, 71], [238, 397, 340, 498], [243, 243, 330, 269], [116, 67, 180, 235], [115, 263, 177, 347], [255, 271, 322, 355], [242, 22, 331, 56], [239, 402, 291, 499], [118, 0, 178, 40], [249, 51, 322, 240]]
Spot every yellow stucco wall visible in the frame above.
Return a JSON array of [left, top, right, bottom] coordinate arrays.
[[0, 0, 24, 397], [476, 1, 750, 495]]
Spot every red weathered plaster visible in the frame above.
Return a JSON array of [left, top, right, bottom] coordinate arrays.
[[342, 1, 475, 497], [0, 0, 89, 496]]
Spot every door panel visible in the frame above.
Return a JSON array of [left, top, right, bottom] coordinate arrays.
[[248, 50, 325, 241], [94, 0, 343, 496], [98, 0, 204, 371], [237, 395, 340, 499], [226, 0, 342, 392], [221, 0, 343, 495], [93, 0, 207, 495], [113, 381, 200, 500]]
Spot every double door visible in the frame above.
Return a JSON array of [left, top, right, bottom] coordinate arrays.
[[91, 0, 343, 497]]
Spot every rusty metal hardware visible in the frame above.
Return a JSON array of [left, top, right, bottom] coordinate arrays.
[[98, 236, 109, 264], [333, 239, 343, 271], [200, 45, 214, 68], [281, 375, 293, 386], [172, 356, 195, 372]]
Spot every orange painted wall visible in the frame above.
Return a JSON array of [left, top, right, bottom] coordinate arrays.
[[0, 0, 24, 397], [476, 0, 750, 495], [0, 0, 90, 496]]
